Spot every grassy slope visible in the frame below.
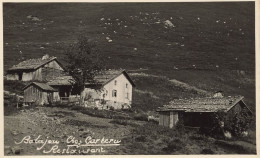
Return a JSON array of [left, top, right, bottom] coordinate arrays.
[[3, 2, 255, 112]]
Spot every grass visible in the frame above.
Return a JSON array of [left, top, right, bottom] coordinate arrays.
[[3, 3, 254, 71], [3, 3, 255, 113]]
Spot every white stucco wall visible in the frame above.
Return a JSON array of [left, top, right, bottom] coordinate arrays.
[[103, 73, 132, 104]]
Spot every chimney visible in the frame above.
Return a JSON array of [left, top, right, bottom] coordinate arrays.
[[213, 91, 224, 98], [42, 54, 49, 60]]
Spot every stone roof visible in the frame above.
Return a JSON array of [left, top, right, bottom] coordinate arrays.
[[8, 56, 57, 71], [94, 69, 124, 84], [47, 76, 75, 86], [157, 96, 245, 113], [23, 82, 58, 92], [47, 69, 135, 87], [90, 69, 135, 87]]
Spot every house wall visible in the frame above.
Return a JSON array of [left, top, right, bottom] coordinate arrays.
[[6, 73, 19, 80], [22, 68, 42, 81], [159, 111, 178, 128], [42, 60, 65, 81], [44, 60, 64, 70], [24, 86, 43, 104], [226, 101, 244, 121], [24, 85, 53, 105], [53, 92, 60, 102], [103, 73, 133, 105]]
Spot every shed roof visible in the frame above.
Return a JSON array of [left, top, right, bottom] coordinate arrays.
[[47, 76, 75, 86], [23, 82, 58, 92], [8, 56, 60, 71], [157, 96, 247, 113]]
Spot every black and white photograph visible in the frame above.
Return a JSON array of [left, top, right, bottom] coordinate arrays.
[[2, 1, 258, 155]]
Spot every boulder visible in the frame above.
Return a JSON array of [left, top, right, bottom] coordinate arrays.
[[224, 131, 232, 139], [164, 20, 175, 28]]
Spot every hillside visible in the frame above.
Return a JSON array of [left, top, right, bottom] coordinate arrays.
[[3, 2, 255, 112]]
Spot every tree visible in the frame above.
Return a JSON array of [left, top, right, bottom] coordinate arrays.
[[64, 35, 104, 106]]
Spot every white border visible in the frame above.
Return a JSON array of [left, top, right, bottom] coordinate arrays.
[[0, 0, 258, 158]]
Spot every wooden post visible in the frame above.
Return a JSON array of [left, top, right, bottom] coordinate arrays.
[[169, 111, 179, 128], [159, 112, 163, 126], [169, 112, 174, 128]]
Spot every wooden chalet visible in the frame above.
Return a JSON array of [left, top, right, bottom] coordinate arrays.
[[6, 54, 65, 82], [23, 82, 59, 105], [157, 95, 252, 128], [47, 75, 80, 103]]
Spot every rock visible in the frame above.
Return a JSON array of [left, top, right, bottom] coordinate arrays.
[[11, 146, 23, 155], [224, 131, 232, 139], [241, 131, 248, 137], [31, 17, 41, 21], [27, 15, 32, 19], [11, 130, 19, 136], [164, 20, 175, 28]]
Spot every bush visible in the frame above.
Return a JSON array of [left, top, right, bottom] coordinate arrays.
[[199, 111, 226, 138], [135, 135, 147, 142], [163, 138, 185, 153], [4, 80, 26, 95], [201, 148, 214, 154], [109, 106, 115, 111], [133, 113, 148, 121], [200, 109, 253, 138], [228, 109, 253, 137]]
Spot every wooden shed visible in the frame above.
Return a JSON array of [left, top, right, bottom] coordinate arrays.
[[23, 82, 58, 105], [157, 96, 252, 129]]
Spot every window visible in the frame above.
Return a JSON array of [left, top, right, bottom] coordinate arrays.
[[126, 83, 128, 88], [114, 80, 117, 85], [112, 90, 117, 97], [126, 92, 129, 99]]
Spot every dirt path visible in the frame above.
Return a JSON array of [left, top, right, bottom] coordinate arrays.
[[4, 107, 132, 155]]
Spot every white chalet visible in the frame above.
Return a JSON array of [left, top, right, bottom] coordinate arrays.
[[84, 69, 135, 109]]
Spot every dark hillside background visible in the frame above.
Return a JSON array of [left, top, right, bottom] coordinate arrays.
[[3, 2, 255, 112]]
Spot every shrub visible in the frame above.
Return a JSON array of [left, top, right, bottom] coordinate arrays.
[[201, 148, 214, 154], [135, 135, 147, 142], [163, 138, 185, 153], [200, 109, 253, 138], [4, 80, 26, 95], [109, 106, 115, 111], [133, 113, 148, 121], [228, 108, 253, 137], [199, 111, 226, 138]]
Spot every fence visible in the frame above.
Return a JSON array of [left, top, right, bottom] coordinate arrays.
[[60, 96, 80, 103]]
